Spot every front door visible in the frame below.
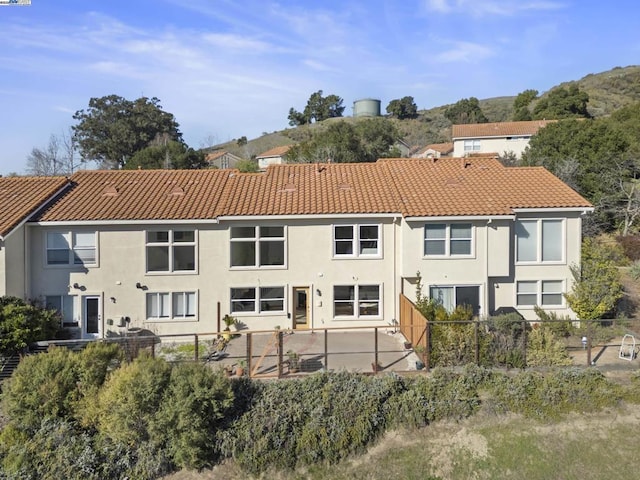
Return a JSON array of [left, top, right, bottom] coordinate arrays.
[[292, 287, 310, 329], [83, 296, 101, 338]]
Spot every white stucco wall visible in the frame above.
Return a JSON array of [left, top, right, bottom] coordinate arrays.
[[2, 228, 27, 298], [29, 218, 399, 337], [453, 137, 531, 158]]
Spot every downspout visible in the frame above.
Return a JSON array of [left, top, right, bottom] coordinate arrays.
[[485, 219, 490, 317]]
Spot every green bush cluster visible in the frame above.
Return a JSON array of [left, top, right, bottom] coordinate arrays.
[[1, 347, 636, 478], [487, 368, 624, 419], [0, 348, 234, 478], [0, 296, 61, 356]]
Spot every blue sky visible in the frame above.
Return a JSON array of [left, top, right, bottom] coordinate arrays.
[[1, 0, 639, 175]]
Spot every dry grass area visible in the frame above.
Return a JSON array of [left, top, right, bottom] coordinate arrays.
[[165, 402, 640, 480]]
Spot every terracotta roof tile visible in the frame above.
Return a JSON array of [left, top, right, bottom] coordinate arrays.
[[452, 120, 555, 139], [0, 176, 69, 238], [33, 159, 592, 222], [256, 145, 292, 158], [37, 169, 231, 222], [381, 157, 591, 217], [216, 163, 401, 216]]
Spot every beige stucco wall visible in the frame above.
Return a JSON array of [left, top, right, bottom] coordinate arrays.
[[2, 228, 27, 298], [453, 137, 531, 158], [29, 218, 399, 337]]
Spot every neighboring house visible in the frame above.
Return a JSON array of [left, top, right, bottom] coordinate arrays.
[[452, 120, 554, 158], [2, 158, 592, 339], [0, 176, 70, 297], [256, 145, 292, 170], [205, 150, 244, 169], [394, 139, 411, 157], [411, 142, 454, 159]]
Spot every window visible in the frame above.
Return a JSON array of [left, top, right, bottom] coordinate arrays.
[[333, 285, 381, 318], [46, 232, 96, 266], [230, 226, 285, 268], [424, 223, 472, 256], [230, 286, 285, 314], [516, 219, 563, 263], [146, 230, 196, 273], [333, 225, 380, 257], [429, 285, 480, 315], [146, 291, 196, 320], [45, 295, 77, 327], [516, 280, 564, 307], [463, 139, 481, 151]]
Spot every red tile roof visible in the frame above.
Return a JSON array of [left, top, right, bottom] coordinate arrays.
[[256, 145, 292, 158], [33, 159, 591, 222], [413, 142, 454, 156], [216, 163, 401, 216], [381, 157, 590, 217], [0, 176, 70, 238], [452, 120, 554, 139], [37, 169, 230, 222]]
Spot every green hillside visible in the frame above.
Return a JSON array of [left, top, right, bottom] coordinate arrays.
[[209, 65, 640, 158]]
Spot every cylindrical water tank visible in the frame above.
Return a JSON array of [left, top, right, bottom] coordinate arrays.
[[353, 98, 381, 117]]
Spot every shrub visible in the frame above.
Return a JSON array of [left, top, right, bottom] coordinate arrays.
[[1, 347, 78, 431], [534, 306, 575, 337], [222, 372, 402, 473], [484, 313, 527, 368], [526, 326, 573, 367], [0, 296, 60, 356], [91, 353, 171, 446], [617, 234, 640, 261], [629, 259, 640, 280], [152, 362, 234, 470]]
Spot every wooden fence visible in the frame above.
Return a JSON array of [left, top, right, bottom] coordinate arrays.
[[398, 293, 429, 368]]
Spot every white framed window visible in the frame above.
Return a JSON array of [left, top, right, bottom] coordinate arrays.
[[230, 226, 285, 268], [230, 286, 285, 314], [516, 280, 564, 307], [333, 284, 381, 318], [146, 291, 197, 320], [516, 219, 564, 263], [463, 139, 481, 151], [45, 295, 77, 327], [424, 223, 473, 257], [333, 225, 381, 258], [146, 230, 196, 273], [429, 285, 480, 315], [46, 231, 97, 266]]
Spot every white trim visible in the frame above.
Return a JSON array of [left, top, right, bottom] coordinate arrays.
[[515, 218, 565, 265], [229, 225, 287, 270], [145, 228, 198, 274], [332, 223, 383, 259], [332, 283, 383, 320], [407, 215, 514, 222], [512, 207, 593, 213], [144, 290, 199, 322], [515, 279, 565, 309], [219, 213, 398, 221], [32, 219, 219, 227], [229, 285, 287, 316], [423, 222, 475, 258]]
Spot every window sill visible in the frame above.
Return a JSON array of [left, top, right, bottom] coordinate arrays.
[[145, 318, 199, 323]]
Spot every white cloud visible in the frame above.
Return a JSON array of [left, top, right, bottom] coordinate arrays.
[[425, 0, 565, 16], [201, 33, 271, 52], [434, 41, 495, 63]]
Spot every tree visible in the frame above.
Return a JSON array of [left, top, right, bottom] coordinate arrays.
[[386, 96, 418, 119], [287, 90, 345, 126], [25, 134, 63, 176], [512, 89, 538, 121], [532, 84, 590, 120], [72, 95, 182, 169], [236, 159, 260, 173], [0, 296, 60, 357], [444, 97, 488, 124], [564, 238, 623, 320], [287, 118, 399, 164], [125, 137, 206, 170]]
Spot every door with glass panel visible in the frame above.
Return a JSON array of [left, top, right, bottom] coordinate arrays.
[[83, 296, 101, 338], [292, 287, 310, 329]]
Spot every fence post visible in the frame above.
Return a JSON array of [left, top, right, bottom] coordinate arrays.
[[521, 320, 527, 368], [324, 329, 329, 371], [246, 333, 252, 377], [151, 340, 155, 358], [374, 327, 379, 373], [277, 330, 284, 378], [474, 321, 479, 365], [194, 334, 199, 362], [586, 322, 592, 366], [425, 321, 430, 372]]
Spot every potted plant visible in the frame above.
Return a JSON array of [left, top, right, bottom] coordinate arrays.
[[286, 350, 300, 373], [235, 359, 247, 376]]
